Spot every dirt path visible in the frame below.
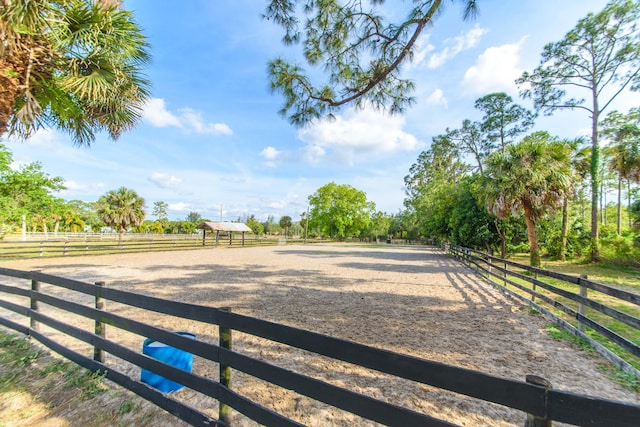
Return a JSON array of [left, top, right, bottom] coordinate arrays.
[[1, 244, 638, 426]]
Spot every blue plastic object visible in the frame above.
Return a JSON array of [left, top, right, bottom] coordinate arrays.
[[140, 332, 196, 393]]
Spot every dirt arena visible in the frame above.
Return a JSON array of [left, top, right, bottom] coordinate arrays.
[[1, 243, 638, 426]]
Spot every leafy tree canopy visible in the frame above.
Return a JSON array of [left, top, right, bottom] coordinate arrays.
[[0, 143, 65, 230], [153, 201, 169, 220], [265, 0, 479, 126], [186, 211, 202, 224], [0, 0, 151, 145], [517, 0, 640, 260], [474, 92, 535, 153], [308, 182, 374, 240]]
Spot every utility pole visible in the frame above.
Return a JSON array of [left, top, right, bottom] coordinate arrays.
[[220, 204, 223, 222]]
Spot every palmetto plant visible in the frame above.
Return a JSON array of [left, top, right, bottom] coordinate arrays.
[[0, 0, 150, 145], [95, 187, 145, 245], [483, 132, 573, 266]]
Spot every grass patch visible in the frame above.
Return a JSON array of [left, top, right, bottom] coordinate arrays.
[[544, 324, 595, 354], [0, 328, 183, 426], [544, 323, 640, 391], [118, 399, 138, 415], [63, 366, 108, 399], [482, 252, 640, 372]]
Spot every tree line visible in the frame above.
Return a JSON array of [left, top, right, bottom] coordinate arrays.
[[1, 1, 639, 265], [403, 0, 640, 266], [0, 147, 312, 242], [0, 139, 399, 244]]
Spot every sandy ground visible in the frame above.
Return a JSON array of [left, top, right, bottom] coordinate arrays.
[[1, 243, 638, 426]]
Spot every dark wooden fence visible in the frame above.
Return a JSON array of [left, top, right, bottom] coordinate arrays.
[[449, 245, 640, 378], [1, 266, 639, 426]]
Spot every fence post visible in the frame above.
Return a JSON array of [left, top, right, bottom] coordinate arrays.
[[524, 375, 552, 427], [532, 269, 538, 303], [219, 307, 232, 425], [30, 279, 40, 333], [503, 260, 508, 287], [94, 281, 106, 363], [39, 241, 43, 257], [63, 241, 68, 256], [578, 275, 588, 333]]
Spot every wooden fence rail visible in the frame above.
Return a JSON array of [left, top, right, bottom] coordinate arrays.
[[449, 245, 640, 378], [0, 236, 313, 260], [1, 266, 639, 426]]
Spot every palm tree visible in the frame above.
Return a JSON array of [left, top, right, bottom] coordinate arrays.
[[0, 0, 150, 145], [558, 138, 587, 261], [601, 109, 640, 234], [96, 187, 145, 245], [64, 211, 86, 233], [279, 215, 292, 237], [483, 132, 573, 266]]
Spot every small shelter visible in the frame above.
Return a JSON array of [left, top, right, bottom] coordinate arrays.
[[197, 221, 252, 246]]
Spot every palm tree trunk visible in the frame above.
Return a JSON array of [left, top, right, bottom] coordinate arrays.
[[559, 198, 569, 261], [523, 203, 541, 267], [495, 218, 506, 258], [0, 56, 21, 135]]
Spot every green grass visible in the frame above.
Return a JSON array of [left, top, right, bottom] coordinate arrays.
[[63, 365, 108, 399], [0, 328, 171, 426], [544, 324, 640, 391], [544, 324, 595, 354], [0, 234, 289, 260], [477, 253, 640, 374], [511, 254, 640, 291]]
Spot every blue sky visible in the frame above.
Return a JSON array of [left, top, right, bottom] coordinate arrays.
[[6, 0, 637, 222]]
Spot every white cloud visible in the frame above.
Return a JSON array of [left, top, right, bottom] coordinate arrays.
[[406, 38, 435, 70], [168, 202, 191, 212], [261, 146, 280, 160], [297, 107, 422, 165], [267, 201, 286, 209], [149, 172, 182, 188], [261, 146, 281, 168], [59, 181, 107, 196], [178, 108, 233, 136], [27, 129, 59, 146], [142, 98, 232, 136], [425, 88, 448, 108], [462, 38, 526, 95], [302, 145, 326, 164], [142, 98, 182, 127], [63, 180, 90, 192], [428, 24, 488, 69]]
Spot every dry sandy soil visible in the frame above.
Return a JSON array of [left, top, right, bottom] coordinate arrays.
[[1, 243, 638, 426]]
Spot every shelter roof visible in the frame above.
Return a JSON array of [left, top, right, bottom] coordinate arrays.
[[197, 221, 252, 232]]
